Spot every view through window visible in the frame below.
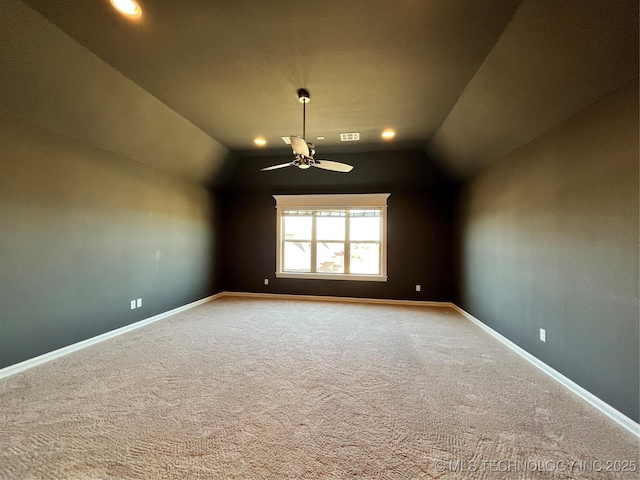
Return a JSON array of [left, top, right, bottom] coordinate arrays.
[[274, 194, 389, 281]]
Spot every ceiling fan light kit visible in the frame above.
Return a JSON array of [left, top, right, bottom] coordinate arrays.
[[261, 89, 354, 173]]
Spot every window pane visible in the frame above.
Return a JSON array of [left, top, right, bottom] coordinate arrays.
[[283, 241, 311, 272], [350, 216, 381, 241], [284, 216, 311, 240], [316, 242, 345, 273], [316, 216, 345, 241], [350, 243, 380, 274]]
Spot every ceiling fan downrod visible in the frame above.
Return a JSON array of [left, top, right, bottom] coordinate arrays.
[[297, 88, 310, 139]]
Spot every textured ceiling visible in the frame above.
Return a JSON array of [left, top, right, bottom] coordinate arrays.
[[10, 0, 640, 182]]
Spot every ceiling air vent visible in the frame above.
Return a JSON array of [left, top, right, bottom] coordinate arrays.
[[340, 132, 360, 142]]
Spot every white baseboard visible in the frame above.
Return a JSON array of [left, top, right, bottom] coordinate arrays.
[[0, 292, 223, 380], [450, 304, 640, 438], [221, 291, 452, 308]]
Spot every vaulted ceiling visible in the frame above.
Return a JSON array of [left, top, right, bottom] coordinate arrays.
[[5, 0, 639, 184]]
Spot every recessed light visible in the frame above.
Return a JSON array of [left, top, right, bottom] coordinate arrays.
[[381, 129, 395, 139], [316, 136, 325, 140], [110, 0, 142, 17], [254, 137, 267, 146]]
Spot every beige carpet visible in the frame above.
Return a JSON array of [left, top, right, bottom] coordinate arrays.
[[1, 297, 638, 479]]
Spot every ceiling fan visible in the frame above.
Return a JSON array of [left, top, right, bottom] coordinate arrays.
[[261, 89, 354, 173]]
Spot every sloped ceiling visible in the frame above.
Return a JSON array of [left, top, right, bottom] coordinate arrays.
[[0, 0, 229, 185], [426, 0, 639, 177], [5, 0, 639, 185]]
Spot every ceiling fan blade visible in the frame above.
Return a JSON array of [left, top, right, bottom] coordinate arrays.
[[312, 160, 354, 173], [290, 136, 310, 157], [261, 162, 293, 171]]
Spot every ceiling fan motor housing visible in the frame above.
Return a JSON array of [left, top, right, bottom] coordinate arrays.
[[294, 155, 314, 169]]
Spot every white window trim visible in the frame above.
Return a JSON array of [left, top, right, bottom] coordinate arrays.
[[273, 193, 390, 282]]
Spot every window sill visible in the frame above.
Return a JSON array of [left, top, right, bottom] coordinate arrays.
[[276, 272, 388, 282]]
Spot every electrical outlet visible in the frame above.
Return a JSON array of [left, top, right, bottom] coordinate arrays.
[[137, 298, 142, 308], [415, 284, 421, 292], [264, 279, 269, 286], [540, 328, 546, 342], [130, 300, 136, 310]]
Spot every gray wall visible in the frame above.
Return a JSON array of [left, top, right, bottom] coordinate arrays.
[[221, 150, 456, 302], [456, 80, 639, 421], [0, 1, 226, 369], [0, 109, 222, 368]]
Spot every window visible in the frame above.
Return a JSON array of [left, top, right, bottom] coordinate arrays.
[[273, 194, 390, 281]]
